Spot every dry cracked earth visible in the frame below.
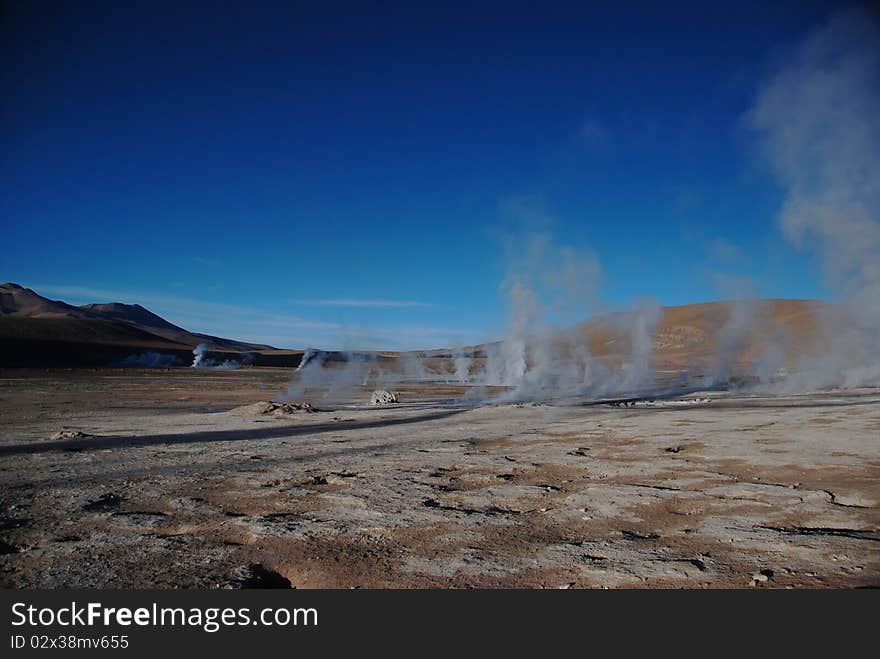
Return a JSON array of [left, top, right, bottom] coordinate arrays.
[[0, 368, 878, 589]]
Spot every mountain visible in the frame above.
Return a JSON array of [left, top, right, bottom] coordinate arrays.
[[572, 298, 827, 362], [0, 282, 833, 373], [78, 302, 188, 332], [0, 283, 296, 367], [0, 283, 84, 318], [422, 298, 832, 379], [78, 300, 274, 352]]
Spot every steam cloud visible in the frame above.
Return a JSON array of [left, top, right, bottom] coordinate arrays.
[[283, 9, 880, 406], [748, 7, 880, 389], [482, 231, 604, 400], [191, 343, 246, 370], [191, 343, 209, 368]]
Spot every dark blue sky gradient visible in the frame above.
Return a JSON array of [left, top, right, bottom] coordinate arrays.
[[1, 1, 843, 348]]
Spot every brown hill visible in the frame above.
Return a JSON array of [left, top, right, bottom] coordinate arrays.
[[572, 298, 829, 370], [0, 283, 84, 318], [414, 299, 832, 383], [422, 298, 829, 368]]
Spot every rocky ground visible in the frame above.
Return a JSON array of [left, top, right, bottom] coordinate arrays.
[[0, 368, 878, 588]]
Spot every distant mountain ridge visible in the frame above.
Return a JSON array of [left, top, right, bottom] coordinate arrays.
[[78, 302, 188, 333], [0, 282, 832, 371], [0, 282, 287, 366], [0, 282, 84, 318]]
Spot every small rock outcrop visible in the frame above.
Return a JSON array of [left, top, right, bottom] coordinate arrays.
[[228, 401, 315, 416], [48, 429, 91, 441], [369, 390, 399, 406]]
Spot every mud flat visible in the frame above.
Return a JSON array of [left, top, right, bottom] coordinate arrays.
[[0, 368, 878, 588]]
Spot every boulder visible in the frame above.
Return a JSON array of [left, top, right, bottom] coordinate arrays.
[[228, 401, 315, 416], [48, 429, 91, 441], [369, 390, 399, 406]]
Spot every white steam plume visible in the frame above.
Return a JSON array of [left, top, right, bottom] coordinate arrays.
[[191, 343, 242, 370], [481, 228, 604, 401], [191, 343, 209, 368], [749, 7, 880, 389]]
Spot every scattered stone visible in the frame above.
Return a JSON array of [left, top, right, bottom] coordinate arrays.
[[49, 429, 91, 441], [305, 473, 354, 487], [750, 569, 774, 585], [370, 390, 399, 406], [228, 401, 316, 416]]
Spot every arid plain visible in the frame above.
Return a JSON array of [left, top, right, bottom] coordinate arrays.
[[1, 367, 877, 589]]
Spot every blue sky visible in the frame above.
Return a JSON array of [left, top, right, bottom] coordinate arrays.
[[1, 1, 847, 349]]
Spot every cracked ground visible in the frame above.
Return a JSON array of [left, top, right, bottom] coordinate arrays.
[[1, 368, 878, 588]]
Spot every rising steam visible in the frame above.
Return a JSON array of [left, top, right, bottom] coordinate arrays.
[[749, 7, 880, 389], [283, 9, 880, 405], [191, 343, 245, 369], [191, 343, 209, 368]]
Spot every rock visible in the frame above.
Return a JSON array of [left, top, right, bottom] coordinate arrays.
[[48, 429, 91, 441], [229, 401, 275, 415], [228, 401, 315, 416], [750, 569, 773, 585], [269, 401, 315, 415], [370, 390, 399, 405]]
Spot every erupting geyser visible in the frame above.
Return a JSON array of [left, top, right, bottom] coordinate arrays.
[[191, 343, 208, 368]]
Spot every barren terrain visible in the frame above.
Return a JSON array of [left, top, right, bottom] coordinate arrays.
[[1, 367, 877, 588]]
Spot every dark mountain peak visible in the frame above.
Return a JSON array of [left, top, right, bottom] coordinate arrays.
[[79, 302, 187, 332], [0, 282, 277, 354], [0, 282, 81, 317]]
